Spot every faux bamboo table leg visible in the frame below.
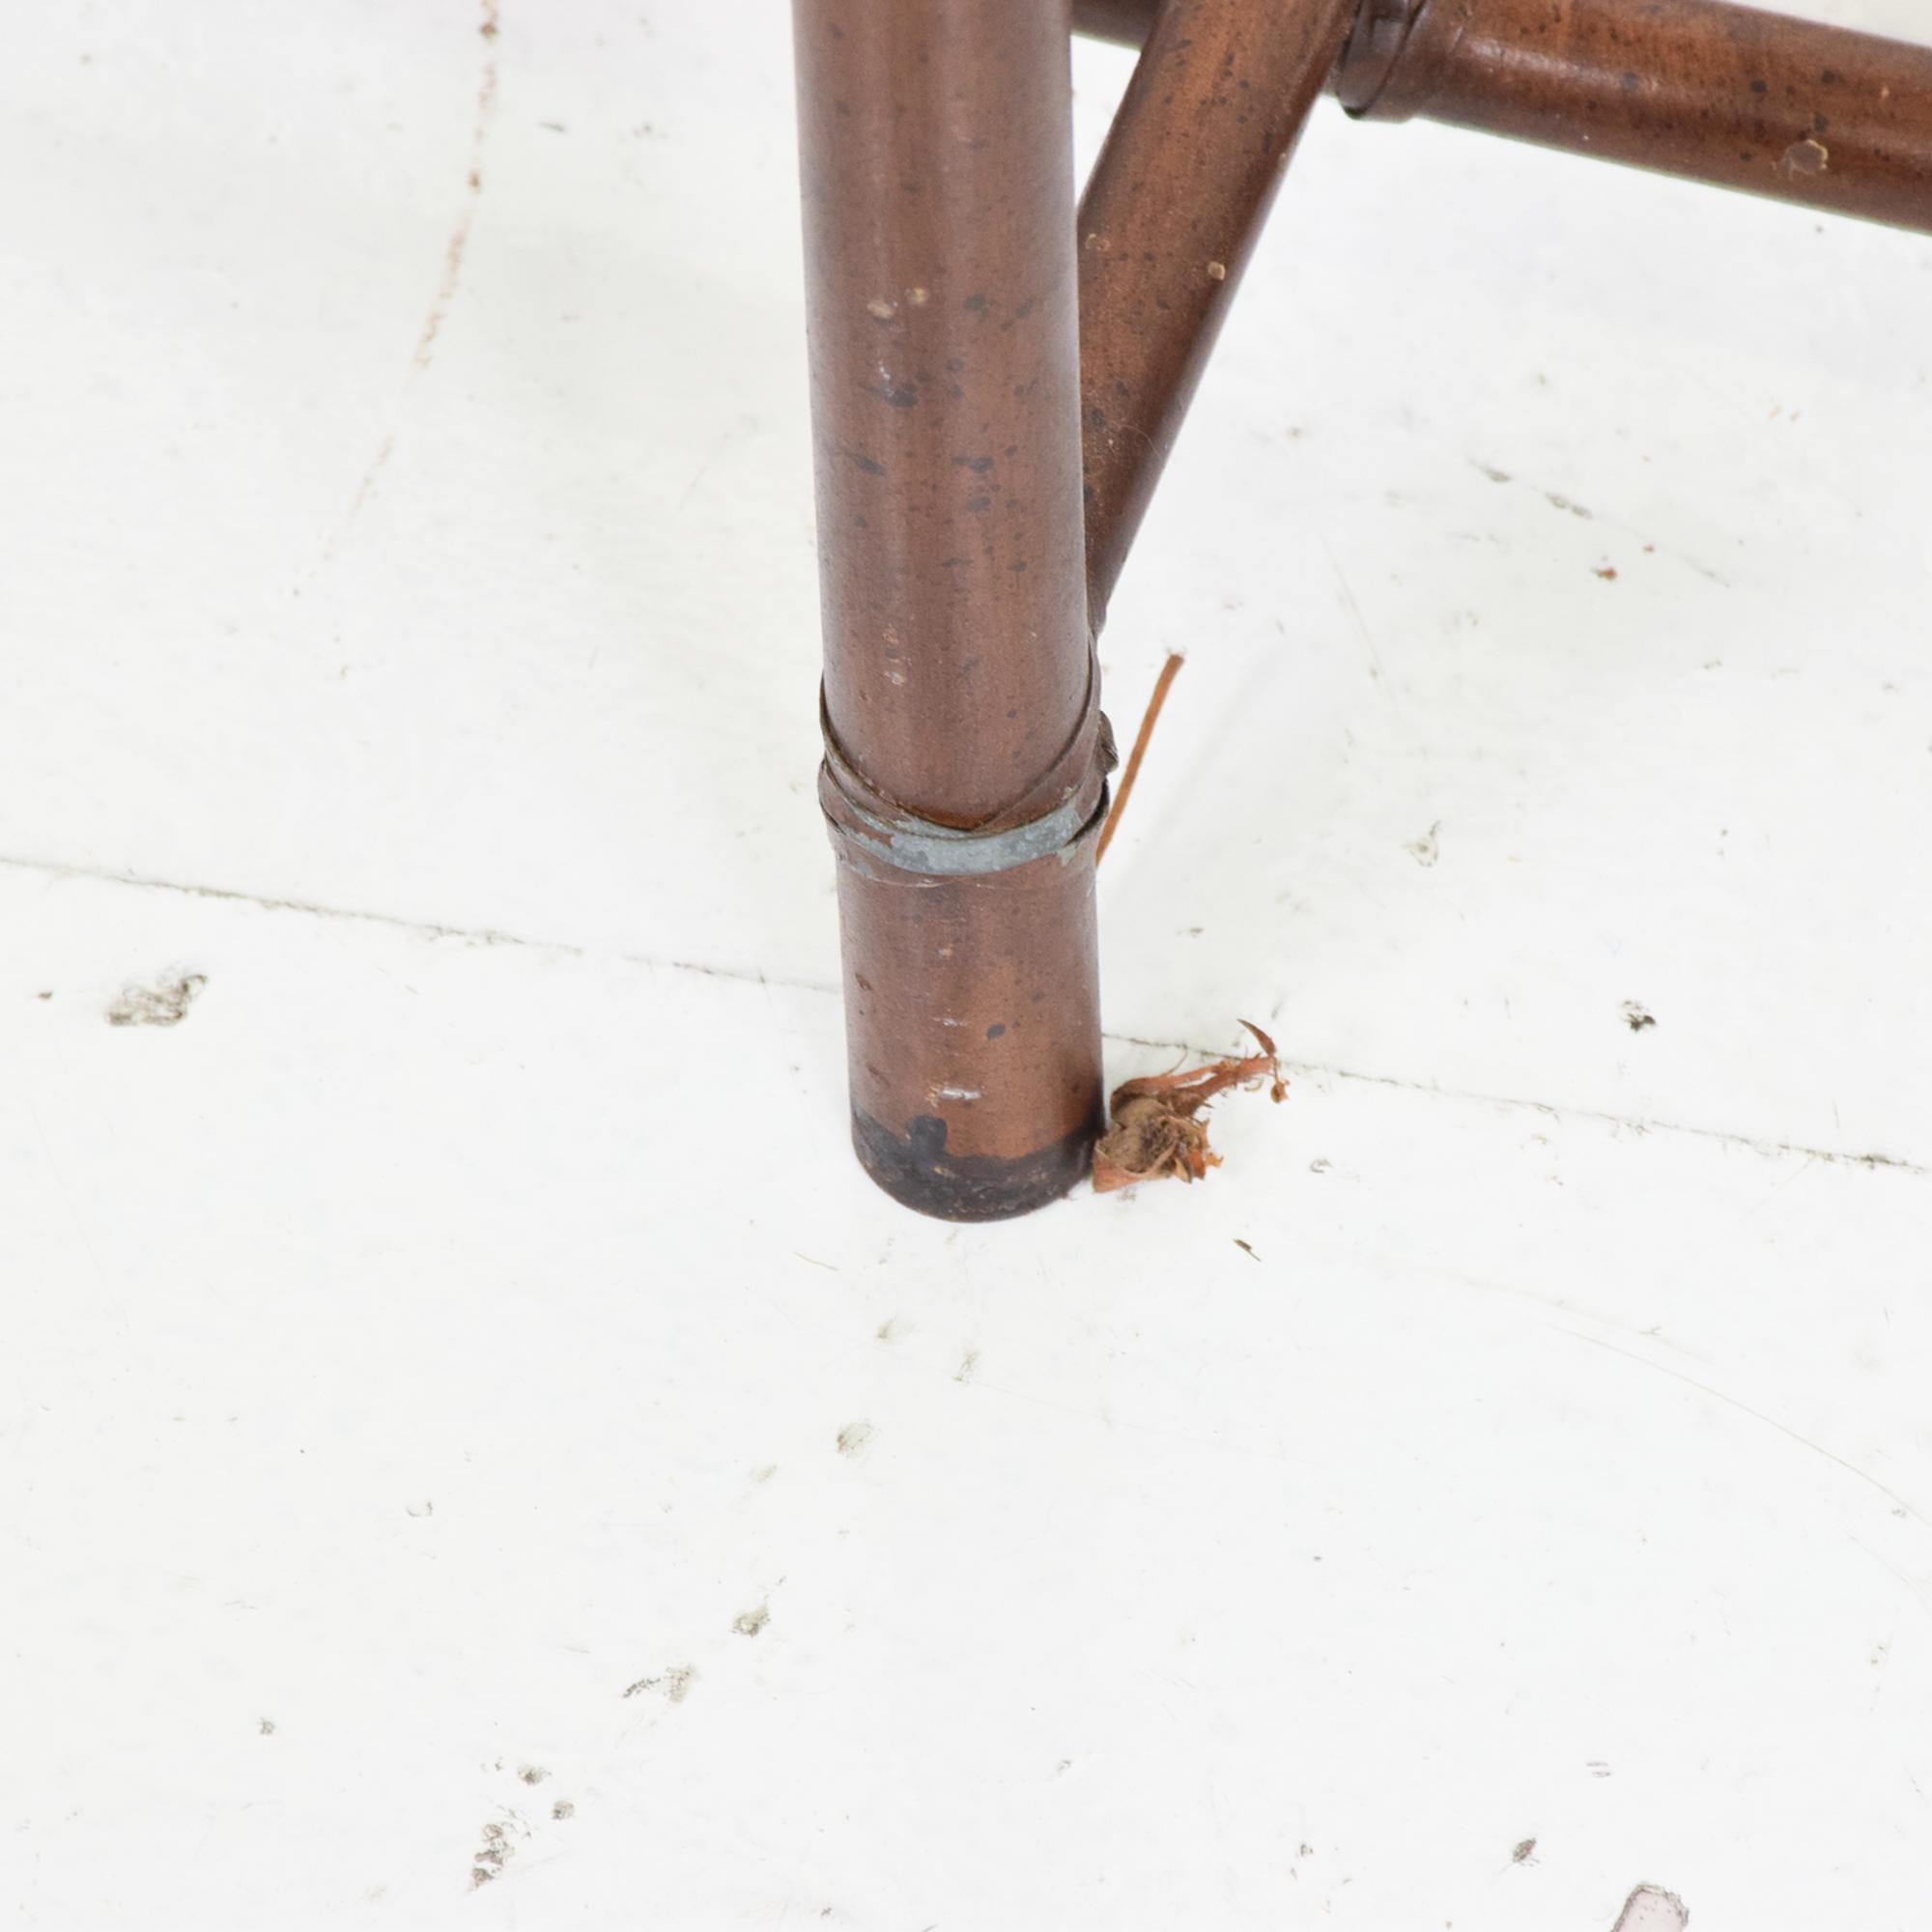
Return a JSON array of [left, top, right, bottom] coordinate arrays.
[[792, 0, 1111, 1219]]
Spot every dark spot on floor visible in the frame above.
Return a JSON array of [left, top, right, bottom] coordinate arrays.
[[107, 972, 207, 1028], [471, 1819, 517, 1888], [622, 1663, 696, 1702]]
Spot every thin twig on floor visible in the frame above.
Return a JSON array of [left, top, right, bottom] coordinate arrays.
[[1094, 652, 1184, 867]]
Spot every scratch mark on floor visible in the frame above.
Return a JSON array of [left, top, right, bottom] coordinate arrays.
[[333, 0, 501, 541], [1842, 1530, 1932, 1628], [418, 0, 501, 374], [1321, 536, 1399, 705], [1466, 457, 1731, 587], [1575, 1330, 1931, 1533], [342, 434, 394, 527], [671, 430, 733, 520]]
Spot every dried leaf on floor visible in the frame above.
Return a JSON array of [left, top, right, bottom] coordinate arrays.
[[1092, 1022, 1287, 1194]]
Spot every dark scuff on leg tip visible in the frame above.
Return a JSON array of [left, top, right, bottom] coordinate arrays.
[[851, 1108, 1098, 1221]]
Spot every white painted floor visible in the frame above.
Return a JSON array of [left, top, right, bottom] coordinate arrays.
[[5, 3, 1930, 1926]]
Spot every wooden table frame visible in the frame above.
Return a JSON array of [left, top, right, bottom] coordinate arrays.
[[790, 0, 1932, 1220]]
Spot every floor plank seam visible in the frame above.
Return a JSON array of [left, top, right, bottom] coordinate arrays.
[[10, 851, 1921, 1179]]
